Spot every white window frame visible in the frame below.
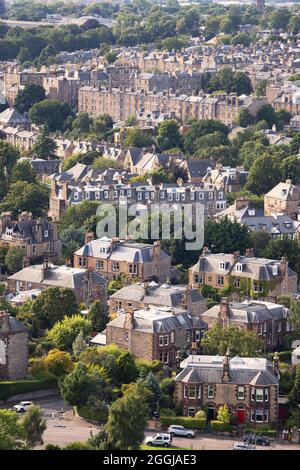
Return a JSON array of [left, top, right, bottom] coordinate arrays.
[[207, 385, 214, 399]]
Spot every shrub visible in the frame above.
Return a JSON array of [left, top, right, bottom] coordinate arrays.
[[76, 404, 107, 423], [160, 416, 205, 430], [159, 408, 175, 417], [244, 426, 277, 438], [211, 420, 234, 433], [0, 377, 57, 400], [195, 409, 206, 420]]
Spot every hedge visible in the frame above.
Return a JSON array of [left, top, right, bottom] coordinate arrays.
[[211, 420, 234, 433], [160, 416, 206, 430], [244, 428, 277, 438], [0, 377, 57, 400]]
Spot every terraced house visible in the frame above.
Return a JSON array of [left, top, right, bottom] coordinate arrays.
[[175, 353, 279, 425], [189, 248, 297, 299]]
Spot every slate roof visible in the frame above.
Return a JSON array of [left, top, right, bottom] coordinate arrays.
[[202, 300, 289, 323], [110, 282, 205, 308], [75, 238, 170, 262], [9, 264, 107, 289], [0, 108, 28, 125], [175, 355, 278, 385], [107, 307, 207, 334], [1, 218, 58, 243]]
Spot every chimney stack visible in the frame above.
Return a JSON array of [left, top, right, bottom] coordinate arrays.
[[85, 232, 94, 245], [220, 297, 230, 320], [245, 248, 254, 258]]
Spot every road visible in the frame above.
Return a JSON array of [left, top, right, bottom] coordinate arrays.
[[144, 431, 300, 451], [2, 397, 300, 450], [2, 396, 100, 448]]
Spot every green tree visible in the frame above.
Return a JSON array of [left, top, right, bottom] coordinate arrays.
[[289, 16, 300, 35], [32, 287, 78, 329], [5, 246, 25, 274], [156, 119, 182, 151], [0, 141, 20, 198], [43, 349, 74, 377], [28, 99, 74, 132], [184, 119, 228, 154], [0, 181, 49, 217], [106, 382, 149, 450], [204, 217, 251, 254], [60, 364, 105, 407], [237, 109, 255, 127], [281, 155, 300, 183], [256, 104, 277, 128], [202, 324, 263, 356], [208, 67, 252, 95], [289, 364, 300, 407], [72, 112, 93, 134], [30, 125, 57, 160], [116, 351, 138, 385], [125, 128, 154, 148], [72, 330, 87, 357], [59, 201, 98, 231], [270, 8, 291, 30], [11, 160, 37, 184], [88, 300, 109, 332], [14, 83, 46, 115], [246, 153, 282, 195], [22, 405, 46, 449], [220, 18, 234, 34], [256, 79, 268, 97], [140, 371, 163, 416], [47, 315, 92, 351], [249, 231, 271, 258], [0, 409, 26, 450]]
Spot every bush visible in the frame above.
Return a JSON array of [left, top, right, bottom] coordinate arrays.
[[244, 426, 277, 438], [0, 377, 57, 400], [195, 410, 206, 420], [160, 416, 205, 430], [77, 404, 108, 423], [159, 408, 175, 417], [211, 420, 234, 433]]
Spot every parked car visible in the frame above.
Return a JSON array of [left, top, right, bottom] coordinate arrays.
[[12, 401, 33, 413], [243, 435, 270, 446], [144, 433, 172, 447], [167, 425, 195, 438], [232, 442, 257, 450]]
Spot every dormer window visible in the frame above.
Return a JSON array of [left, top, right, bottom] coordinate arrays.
[[236, 263, 243, 272], [99, 247, 106, 254], [219, 261, 226, 270], [272, 265, 278, 276]]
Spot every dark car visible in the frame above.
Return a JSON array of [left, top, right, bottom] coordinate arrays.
[[243, 434, 270, 446]]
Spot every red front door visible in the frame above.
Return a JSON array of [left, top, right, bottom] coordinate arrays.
[[237, 409, 245, 424]]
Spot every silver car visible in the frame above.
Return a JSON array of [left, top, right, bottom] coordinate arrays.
[[167, 425, 195, 438], [232, 442, 257, 450], [12, 401, 33, 412]]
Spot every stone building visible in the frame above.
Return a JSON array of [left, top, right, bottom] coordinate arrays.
[[0, 211, 62, 263], [0, 311, 28, 380], [109, 281, 206, 318], [105, 306, 208, 368], [7, 262, 108, 305], [202, 298, 292, 351], [174, 353, 279, 425], [74, 237, 172, 283], [264, 180, 300, 219], [189, 248, 297, 299]]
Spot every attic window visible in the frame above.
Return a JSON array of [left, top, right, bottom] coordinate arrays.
[[272, 265, 278, 276], [219, 261, 226, 270], [99, 247, 106, 254], [236, 263, 243, 272]]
